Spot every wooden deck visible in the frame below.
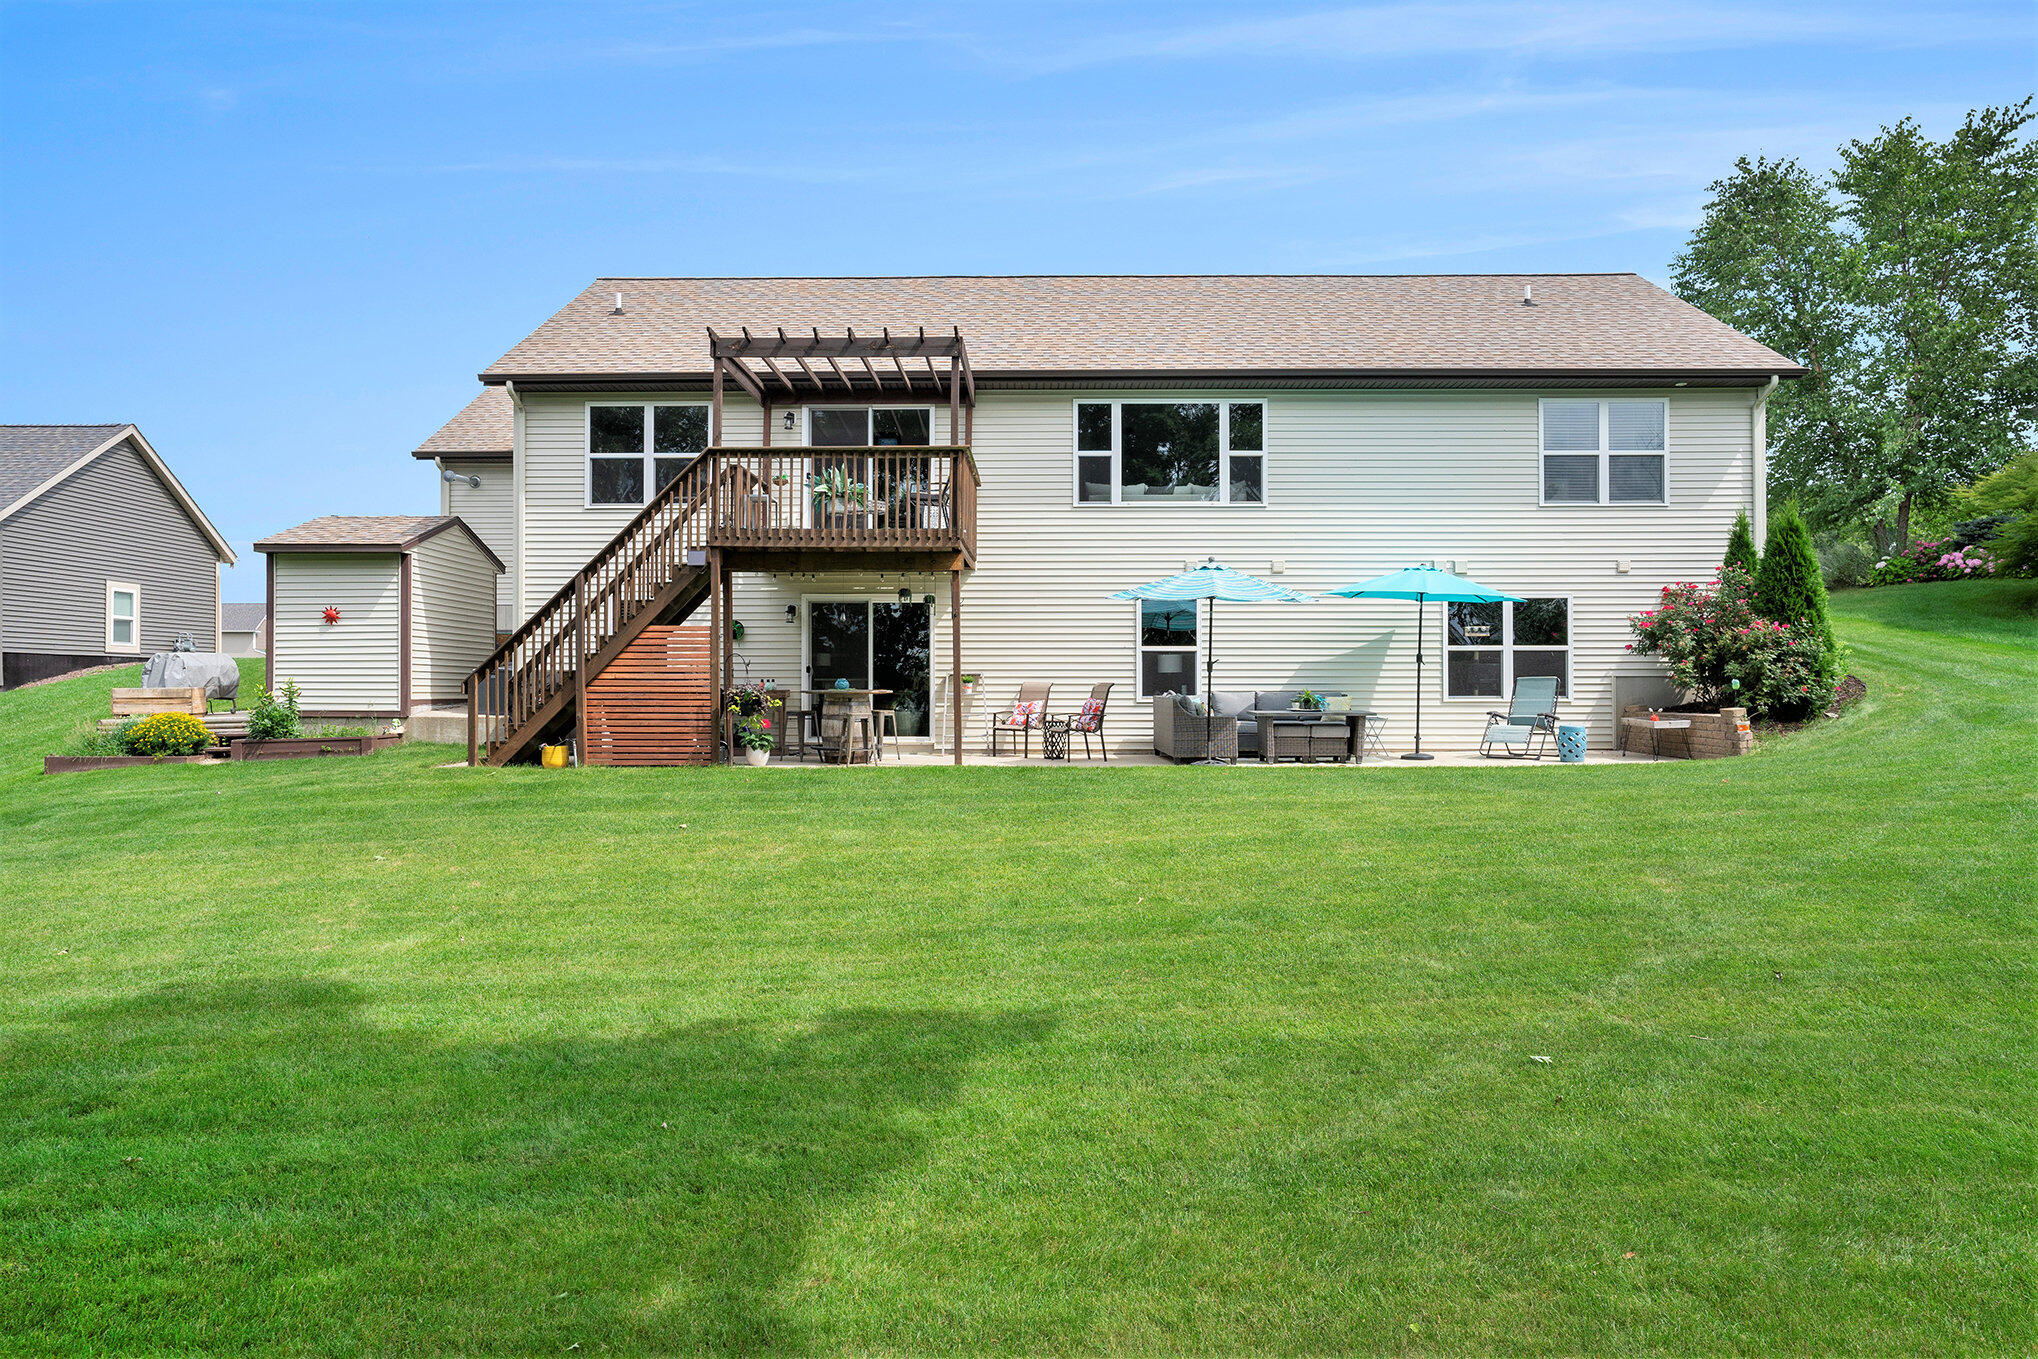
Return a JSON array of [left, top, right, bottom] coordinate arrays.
[[702, 446, 977, 570]]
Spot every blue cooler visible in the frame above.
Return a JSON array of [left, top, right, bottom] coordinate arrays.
[[1557, 724, 1588, 763]]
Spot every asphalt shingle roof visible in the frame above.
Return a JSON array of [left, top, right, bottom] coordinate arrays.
[[481, 274, 1803, 383], [222, 602, 267, 633], [0, 424, 130, 512], [256, 515, 456, 550], [254, 514, 504, 571], [413, 387, 513, 460]]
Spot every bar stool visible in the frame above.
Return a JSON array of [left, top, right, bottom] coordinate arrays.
[[873, 707, 899, 760]]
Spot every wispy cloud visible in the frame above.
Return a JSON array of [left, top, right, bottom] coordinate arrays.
[[984, 1, 2000, 73]]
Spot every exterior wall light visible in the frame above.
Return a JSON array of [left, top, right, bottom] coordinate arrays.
[[785, 604, 798, 622]]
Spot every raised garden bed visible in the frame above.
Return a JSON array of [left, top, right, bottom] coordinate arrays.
[[1618, 705, 1754, 759], [44, 753, 226, 775], [230, 734, 404, 761]]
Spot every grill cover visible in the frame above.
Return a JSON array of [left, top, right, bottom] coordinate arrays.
[[143, 652, 240, 702]]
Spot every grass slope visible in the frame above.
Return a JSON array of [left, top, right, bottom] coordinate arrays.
[[2, 584, 2032, 1355]]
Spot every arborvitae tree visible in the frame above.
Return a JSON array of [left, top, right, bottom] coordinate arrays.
[[1723, 509, 1760, 577], [1756, 499, 1839, 679]]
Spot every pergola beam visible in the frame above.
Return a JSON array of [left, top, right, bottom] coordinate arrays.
[[705, 326, 976, 404]]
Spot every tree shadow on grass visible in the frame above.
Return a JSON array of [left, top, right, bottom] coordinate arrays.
[[2, 979, 1050, 1354]]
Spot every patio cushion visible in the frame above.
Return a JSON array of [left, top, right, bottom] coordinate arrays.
[[1071, 698, 1105, 732], [1004, 700, 1042, 727], [1209, 690, 1255, 719]]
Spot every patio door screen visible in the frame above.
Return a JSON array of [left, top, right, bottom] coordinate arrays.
[[806, 599, 932, 736]]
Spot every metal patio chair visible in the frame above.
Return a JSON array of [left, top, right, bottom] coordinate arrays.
[[1479, 676, 1561, 758], [987, 681, 1052, 757], [1067, 682, 1113, 760]]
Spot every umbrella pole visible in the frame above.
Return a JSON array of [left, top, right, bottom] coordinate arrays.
[[1195, 595, 1230, 765], [1403, 594, 1434, 760]]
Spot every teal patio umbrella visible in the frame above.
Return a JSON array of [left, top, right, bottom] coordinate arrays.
[[1110, 558, 1312, 764], [1326, 565, 1523, 760]]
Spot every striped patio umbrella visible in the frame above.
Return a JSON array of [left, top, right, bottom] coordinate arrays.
[[1110, 558, 1312, 763], [1325, 565, 1523, 760]]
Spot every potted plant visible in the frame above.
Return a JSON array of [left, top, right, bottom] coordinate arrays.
[[808, 465, 869, 518], [725, 684, 783, 766], [1294, 689, 1324, 712]]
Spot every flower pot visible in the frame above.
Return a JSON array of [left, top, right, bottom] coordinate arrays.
[[743, 747, 769, 767]]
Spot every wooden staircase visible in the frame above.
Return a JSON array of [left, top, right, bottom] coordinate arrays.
[[467, 456, 717, 766]]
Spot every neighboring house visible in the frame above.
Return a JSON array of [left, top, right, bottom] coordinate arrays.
[[426, 274, 1801, 764], [0, 424, 235, 689], [220, 602, 267, 656], [254, 515, 503, 719], [413, 386, 516, 633]]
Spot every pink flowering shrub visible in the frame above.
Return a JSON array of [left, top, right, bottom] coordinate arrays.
[[1871, 539, 2000, 586], [1627, 566, 1835, 717]]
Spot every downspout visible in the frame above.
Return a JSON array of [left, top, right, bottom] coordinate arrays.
[[1752, 375, 1778, 546], [505, 380, 525, 626]]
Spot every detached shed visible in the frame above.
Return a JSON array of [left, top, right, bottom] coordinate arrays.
[[254, 515, 502, 718]]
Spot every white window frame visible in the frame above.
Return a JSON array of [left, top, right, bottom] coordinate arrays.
[[802, 405, 937, 446], [1440, 595, 1573, 702], [1073, 398, 1268, 507], [584, 401, 711, 509], [1538, 398, 1668, 506], [106, 580, 140, 652], [1133, 598, 1203, 699]]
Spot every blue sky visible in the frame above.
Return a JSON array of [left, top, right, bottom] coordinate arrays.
[[1, 1, 2029, 600]]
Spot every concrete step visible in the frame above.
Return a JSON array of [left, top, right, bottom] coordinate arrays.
[[404, 706, 501, 746]]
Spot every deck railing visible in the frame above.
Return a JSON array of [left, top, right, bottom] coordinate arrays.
[[703, 446, 977, 560]]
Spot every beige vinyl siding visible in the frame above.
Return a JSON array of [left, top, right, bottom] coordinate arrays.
[[516, 387, 1752, 752], [439, 460, 516, 631], [1, 438, 221, 654], [409, 530, 500, 705], [269, 553, 401, 713], [516, 393, 959, 614]]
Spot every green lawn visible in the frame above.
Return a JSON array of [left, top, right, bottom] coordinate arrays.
[[3, 582, 2032, 1356]]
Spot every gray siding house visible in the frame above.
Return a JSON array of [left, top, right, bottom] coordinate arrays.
[[0, 424, 235, 688]]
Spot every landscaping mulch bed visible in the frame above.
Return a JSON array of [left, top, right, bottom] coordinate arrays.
[[1755, 674, 1869, 737]]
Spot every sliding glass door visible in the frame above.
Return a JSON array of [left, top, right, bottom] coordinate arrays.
[[805, 598, 932, 736]]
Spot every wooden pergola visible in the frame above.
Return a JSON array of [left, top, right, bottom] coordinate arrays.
[[706, 325, 976, 447], [703, 325, 978, 765]]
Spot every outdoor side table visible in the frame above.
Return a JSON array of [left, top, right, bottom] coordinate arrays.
[[1040, 715, 1072, 762], [1622, 716, 1691, 760]]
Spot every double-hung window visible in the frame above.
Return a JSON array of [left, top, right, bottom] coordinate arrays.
[[1444, 597, 1570, 699], [1540, 399, 1666, 504], [106, 581, 139, 651], [587, 403, 710, 507], [1137, 599, 1199, 697], [1076, 400, 1265, 505]]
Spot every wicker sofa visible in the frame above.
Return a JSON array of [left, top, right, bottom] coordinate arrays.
[[1208, 690, 1350, 756], [1151, 696, 1240, 761]]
